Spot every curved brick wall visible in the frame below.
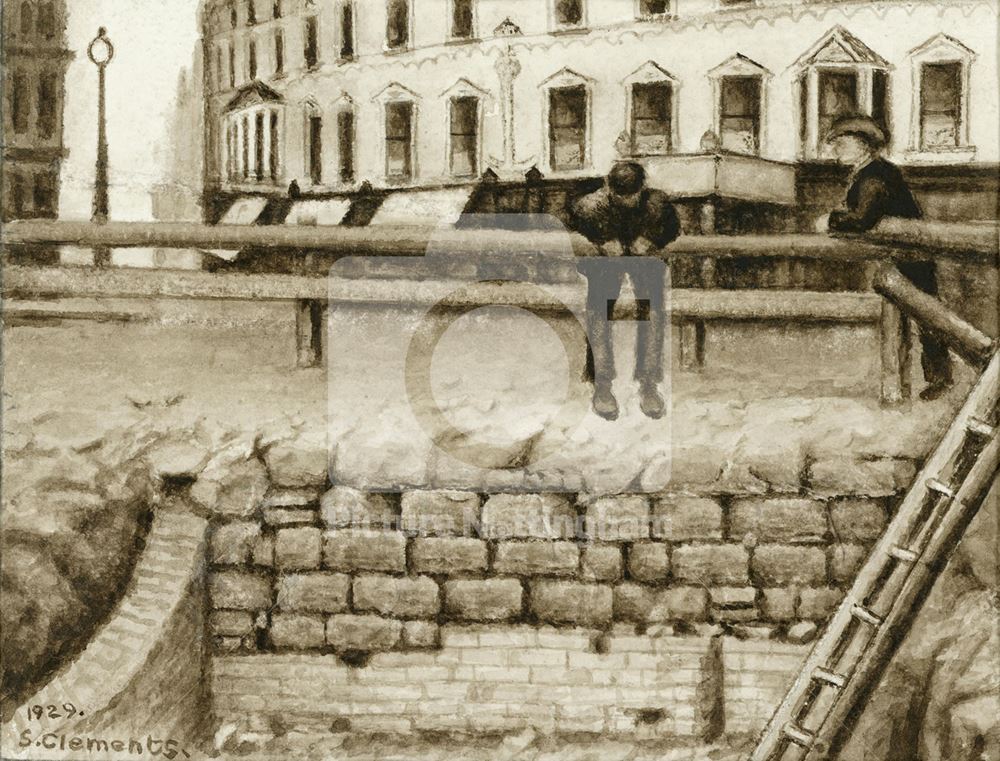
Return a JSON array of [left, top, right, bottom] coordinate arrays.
[[1, 506, 208, 760]]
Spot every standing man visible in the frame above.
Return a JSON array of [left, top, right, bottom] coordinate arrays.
[[570, 162, 681, 420], [823, 115, 953, 401]]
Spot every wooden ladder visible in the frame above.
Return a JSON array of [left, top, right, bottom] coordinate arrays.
[[749, 348, 1000, 760]]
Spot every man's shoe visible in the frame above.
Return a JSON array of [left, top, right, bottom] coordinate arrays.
[[639, 382, 666, 419], [919, 379, 953, 402], [592, 385, 619, 420]]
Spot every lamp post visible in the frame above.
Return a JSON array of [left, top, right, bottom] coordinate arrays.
[[88, 27, 114, 225]]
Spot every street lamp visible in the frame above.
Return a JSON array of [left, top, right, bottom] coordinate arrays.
[[88, 27, 114, 225]]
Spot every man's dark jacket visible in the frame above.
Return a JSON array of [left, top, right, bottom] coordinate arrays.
[[828, 157, 921, 233], [570, 187, 680, 250]]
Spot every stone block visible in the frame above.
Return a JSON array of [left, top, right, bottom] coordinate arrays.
[[651, 496, 723, 541], [444, 579, 523, 622], [265, 437, 329, 488], [263, 487, 322, 509], [402, 621, 440, 649], [830, 544, 869, 585], [810, 458, 915, 496], [209, 571, 272, 611], [210, 610, 255, 637], [480, 494, 578, 539], [710, 587, 757, 607], [729, 498, 828, 544], [627, 543, 670, 582], [270, 613, 325, 649], [411, 537, 488, 574], [580, 544, 622, 581], [323, 529, 406, 573], [613, 584, 708, 623], [672, 544, 749, 585], [401, 490, 481, 536], [529, 581, 612, 627], [192, 454, 269, 518], [798, 587, 844, 620], [326, 614, 402, 652], [210, 521, 261, 566], [321, 486, 398, 529], [263, 507, 318, 527], [148, 439, 209, 479], [753, 545, 826, 586], [274, 526, 322, 570], [761, 588, 798, 622], [829, 499, 887, 542], [787, 621, 819, 644], [585, 496, 650, 541], [493, 541, 579, 576], [251, 533, 274, 567], [352, 575, 440, 618], [277, 572, 350, 613]]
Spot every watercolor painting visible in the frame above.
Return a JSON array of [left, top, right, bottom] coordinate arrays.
[[1, 1, 997, 760]]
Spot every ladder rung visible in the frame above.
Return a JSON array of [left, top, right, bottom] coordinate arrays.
[[851, 605, 883, 626], [968, 417, 996, 438], [889, 546, 919, 563], [782, 723, 815, 748], [926, 479, 955, 498], [812, 667, 847, 688]]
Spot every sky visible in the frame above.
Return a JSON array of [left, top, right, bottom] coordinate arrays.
[[60, 0, 202, 220]]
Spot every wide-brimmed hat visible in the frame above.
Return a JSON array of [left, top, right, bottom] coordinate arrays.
[[824, 114, 887, 149]]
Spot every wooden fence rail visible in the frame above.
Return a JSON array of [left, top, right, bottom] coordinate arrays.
[[3, 219, 996, 404]]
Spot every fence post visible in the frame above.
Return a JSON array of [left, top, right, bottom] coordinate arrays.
[[295, 299, 324, 368], [679, 257, 712, 370], [879, 297, 911, 405]]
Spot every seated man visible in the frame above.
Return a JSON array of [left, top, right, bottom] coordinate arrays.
[[570, 162, 680, 420], [823, 114, 953, 401]]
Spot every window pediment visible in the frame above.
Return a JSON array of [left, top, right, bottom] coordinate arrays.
[[539, 67, 593, 90], [224, 80, 284, 113], [441, 78, 491, 101], [709, 54, 770, 80], [623, 61, 677, 87], [372, 81, 420, 103], [909, 33, 975, 63], [793, 26, 888, 69]]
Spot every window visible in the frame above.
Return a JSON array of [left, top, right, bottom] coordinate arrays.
[[719, 76, 761, 154], [450, 96, 478, 176], [37, 73, 57, 139], [12, 72, 30, 134], [225, 122, 234, 180], [337, 109, 355, 183], [242, 115, 250, 179], [554, 0, 583, 27], [452, 0, 474, 39], [919, 62, 961, 149], [817, 70, 857, 145], [216, 46, 224, 89], [269, 111, 280, 179], [33, 173, 56, 215], [273, 0, 281, 17], [37, 2, 55, 39], [308, 114, 323, 184], [274, 30, 284, 75], [304, 17, 319, 68], [228, 44, 236, 87], [10, 174, 26, 217], [385, 101, 413, 179], [247, 0, 256, 25], [387, 0, 409, 50], [638, 0, 668, 17], [19, 2, 32, 36], [340, 2, 355, 59], [230, 2, 238, 28], [254, 111, 264, 179], [248, 38, 257, 79], [549, 85, 587, 170], [631, 82, 672, 154]]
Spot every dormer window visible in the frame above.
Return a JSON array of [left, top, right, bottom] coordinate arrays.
[[638, 0, 669, 18], [451, 0, 474, 40], [907, 34, 976, 157], [793, 26, 889, 159], [709, 54, 771, 156], [374, 83, 420, 181], [541, 69, 593, 170], [623, 62, 678, 156]]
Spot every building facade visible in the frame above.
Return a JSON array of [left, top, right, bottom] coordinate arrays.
[[2, 0, 72, 221], [199, 0, 998, 223]]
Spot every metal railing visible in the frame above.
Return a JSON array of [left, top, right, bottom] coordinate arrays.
[[2, 218, 996, 404]]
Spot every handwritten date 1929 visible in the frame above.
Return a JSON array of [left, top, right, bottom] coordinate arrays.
[[26, 704, 82, 722]]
